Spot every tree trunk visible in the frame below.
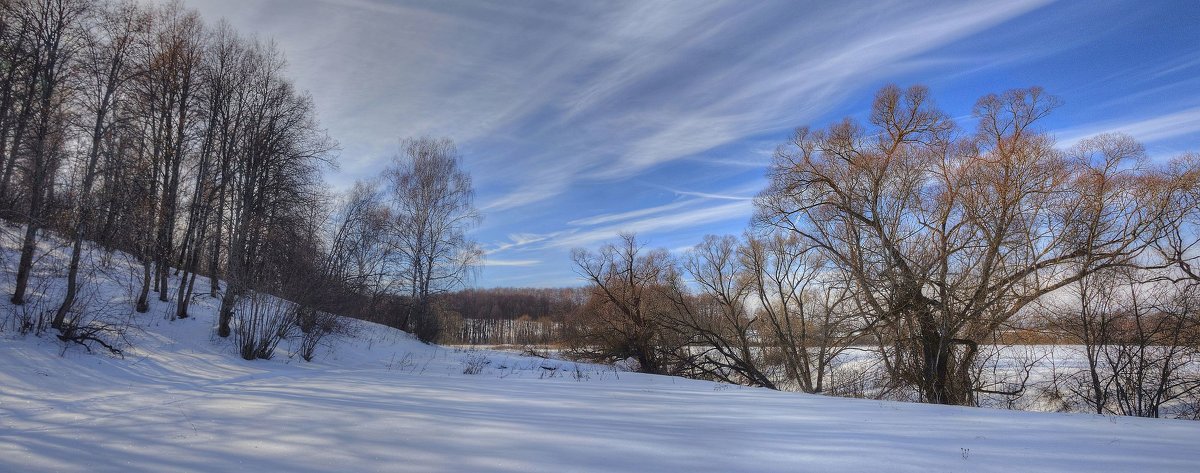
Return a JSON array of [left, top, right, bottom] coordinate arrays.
[[55, 90, 114, 328], [217, 284, 238, 337], [915, 312, 976, 406], [136, 258, 152, 313], [10, 220, 39, 306]]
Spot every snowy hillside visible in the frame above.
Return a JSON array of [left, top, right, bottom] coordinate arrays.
[[2, 229, 1200, 472]]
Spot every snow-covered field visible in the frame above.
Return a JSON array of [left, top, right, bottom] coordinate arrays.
[[2, 230, 1200, 472]]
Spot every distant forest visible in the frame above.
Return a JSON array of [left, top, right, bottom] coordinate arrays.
[[437, 287, 587, 345]]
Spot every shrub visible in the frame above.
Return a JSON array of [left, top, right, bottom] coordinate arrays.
[[234, 292, 297, 360]]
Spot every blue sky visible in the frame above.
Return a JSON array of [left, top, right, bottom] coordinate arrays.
[[187, 0, 1200, 287]]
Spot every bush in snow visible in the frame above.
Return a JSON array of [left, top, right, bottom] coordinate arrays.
[[462, 352, 490, 375], [295, 306, 345, 362], [234, 292, 297, 360]]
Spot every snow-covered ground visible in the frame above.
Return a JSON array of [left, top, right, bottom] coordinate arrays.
[[2, 229, 1200, 472]]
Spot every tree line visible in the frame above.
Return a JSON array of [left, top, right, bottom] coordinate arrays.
[[435, 287, 587, 345], [568, 85, 1200, 418], [0, 0, 480, 355]]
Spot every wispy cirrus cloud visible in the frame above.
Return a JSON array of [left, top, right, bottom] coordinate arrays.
[[489, 182, 759, 254], [369, 0, 1051, 210], [180, 0, 1199, 287], [485, 231, 566, 255], [565, 200, 696, 227], [587, 0, 1053, 182], [652, 180, 763, 202], [483, 259, 541, 268], [189, 0, 1049, 209], [548, 200, 754, 250], [1056, 106, 1200, 148]]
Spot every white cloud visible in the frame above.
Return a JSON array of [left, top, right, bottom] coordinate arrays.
[[185, 0, 1052, 203], [483, 259, 542, 267], [565, 200, 695, 227], [1056, 106, 1200, 148], [485, 231, 565, 255], [195, 0, 1048, 201], [548, 200, 753, 249], [589, 0, 1053, 180], [174, 0, 1087, 287]]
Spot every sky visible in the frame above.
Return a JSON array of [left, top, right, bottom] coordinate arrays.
[[181, 0, 1200, 287]]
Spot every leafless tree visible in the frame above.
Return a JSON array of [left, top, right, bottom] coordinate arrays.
[[0, 0, 41, 206], [756, 85, 1171, 405], [742, 232, 864, 394], [383, 137, 481, 342], [233, 290, 296, 361], [570, 233, 686, 375], [0, 0, 339, 354], [10, 0, 89, 305], [54, 0, 144, 328], [658, 234, 776, 388], [214, 40, 332, 337], [323, 181, 393, 311], [1154, 152, 1200, 284], [1048, 268, 1200, 418]]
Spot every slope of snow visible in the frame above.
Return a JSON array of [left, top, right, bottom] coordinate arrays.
[[2, 229, 1200, 472]]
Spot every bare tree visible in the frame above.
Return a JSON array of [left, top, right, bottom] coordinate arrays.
[[54, 0, 144, 328], [0, 0, 341, 354], [756, 85, 1171, 405], [1154, 152, 1200, 284], [383, 137, 481, 342], [121, 1, 205, 313], [1048, 269, 1122, 414], [660, 234, 777, 389], [173, 20, 245, 319], [10, 0, 89, 305], [0, 0, 39, 208], [570, 233, 685, 375], [1049, 268, 1200, 418], [322, 181, 393, 313], [742, 232, 863, 394], [215, 40, 332, 337], [146, 2, 202, 305]]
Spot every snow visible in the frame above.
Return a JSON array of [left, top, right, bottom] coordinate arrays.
[[2, 229, 1200, 472]]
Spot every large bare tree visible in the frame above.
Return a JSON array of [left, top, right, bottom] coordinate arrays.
[[757, 85, 1171, 405]]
